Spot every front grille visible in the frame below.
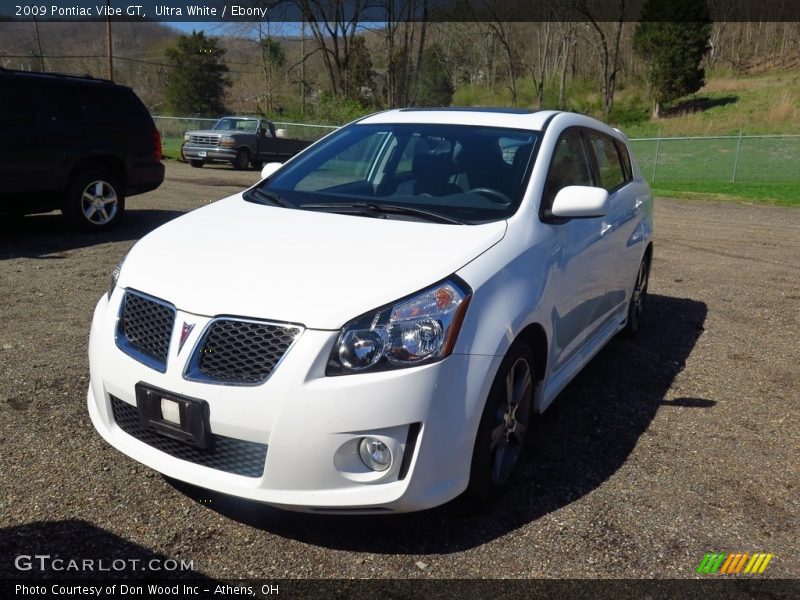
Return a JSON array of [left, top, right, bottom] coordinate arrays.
[[186, 318, 302, 385], [117, 290, 176, 372], [188, 134, 220, 147], [111, 396, 268, 477]]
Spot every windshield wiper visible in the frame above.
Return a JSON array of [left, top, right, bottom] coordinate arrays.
[[299, 202, 465, 225], [247, 188, 295, 208]]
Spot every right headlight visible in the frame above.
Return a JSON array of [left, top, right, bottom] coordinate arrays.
[[326, 277, 472, 375], [107, 254, 128, 299]]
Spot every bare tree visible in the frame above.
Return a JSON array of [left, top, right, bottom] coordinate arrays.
[[295, 0, 377, 98], [574, 0, 626, 117]]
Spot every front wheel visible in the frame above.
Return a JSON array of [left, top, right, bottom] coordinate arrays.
[[619, 253, 650, 338], [468, 340, 535, 501], [233, 148, 250, 170], [62, 169, 124, 231]]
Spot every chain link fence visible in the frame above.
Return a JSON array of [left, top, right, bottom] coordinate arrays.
[[153, 116, 800, 184], [629, 134, 800, 182]]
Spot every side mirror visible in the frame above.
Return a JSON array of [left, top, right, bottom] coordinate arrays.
[[550, 186, 609, 218], [260, 162, 282, 180]]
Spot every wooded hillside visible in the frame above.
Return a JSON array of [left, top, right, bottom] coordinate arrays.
[[1, 19, 798, 131]]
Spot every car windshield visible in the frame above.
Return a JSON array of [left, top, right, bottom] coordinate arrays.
[[213, 118, 258, 133], [246, 123, 540, 224]]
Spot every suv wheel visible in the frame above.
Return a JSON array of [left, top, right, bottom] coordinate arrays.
[[468, 340, 535, 501], [233, 148, 250, 170], [63, 170, 124, 231], [189, 159, 204, 168]]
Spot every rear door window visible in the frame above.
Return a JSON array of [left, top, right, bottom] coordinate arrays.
[[588, 132, 627, 191]]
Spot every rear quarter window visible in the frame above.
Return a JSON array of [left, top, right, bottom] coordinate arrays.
[[82, 87, 151, 125], [615, 139, 633, 180]]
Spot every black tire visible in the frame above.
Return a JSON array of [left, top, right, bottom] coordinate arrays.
[[62, 169, 124, 231], [468, 340, 535, 501], [251, 160, 264, 169], [233, 148, 250, 170], [619, 253, 651, 338], [189, 159, 204, 168]]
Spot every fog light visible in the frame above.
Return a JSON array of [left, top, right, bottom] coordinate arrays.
[[358, 437, 392, 471]]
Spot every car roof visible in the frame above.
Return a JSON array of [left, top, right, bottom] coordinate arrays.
[[357, 108, 624, 140], [358, 108, 558, 131]]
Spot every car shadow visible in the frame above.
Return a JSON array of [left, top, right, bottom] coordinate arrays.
[[0, 209, 185, 260], [0, 520, 215, 580], [167, 293, 708, 555]]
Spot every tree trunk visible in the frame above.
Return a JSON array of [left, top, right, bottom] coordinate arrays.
[[558, 37, 572, 110], [652, 100, 660, 119]]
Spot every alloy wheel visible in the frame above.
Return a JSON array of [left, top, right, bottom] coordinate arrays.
[[489, 357, 533, 484], [81, 180, 118, 225]]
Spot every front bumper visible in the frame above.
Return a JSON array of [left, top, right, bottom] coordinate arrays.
[[87, 291, 499, 513], [181, 144, 237, 163]]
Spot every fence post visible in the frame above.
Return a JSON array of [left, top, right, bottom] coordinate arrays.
[[732, 129, 743, 182], [652, 137, 660, 182]]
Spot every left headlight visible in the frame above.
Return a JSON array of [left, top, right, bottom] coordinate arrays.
[[107, 254, 127, 299], [326, 277, 472, 375]]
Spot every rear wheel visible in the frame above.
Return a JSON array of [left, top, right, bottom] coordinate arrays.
[[620, 253, 650, 338], [468, 340, 535, 501], [189, 159, 204, 168], [62, 169, 124, 231], [233, 148, 250, 170]]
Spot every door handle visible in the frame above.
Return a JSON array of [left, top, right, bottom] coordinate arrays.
[[634, 198, 644, 209], [600, 223, 613, 236]]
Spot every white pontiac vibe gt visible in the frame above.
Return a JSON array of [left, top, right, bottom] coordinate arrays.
[[88, 109, 654, 513]]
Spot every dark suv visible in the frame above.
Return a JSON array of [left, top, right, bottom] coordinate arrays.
[[0, 68, 164, 230]]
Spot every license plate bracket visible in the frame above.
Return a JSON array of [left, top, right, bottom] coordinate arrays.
[[135, 383, 213, 450]]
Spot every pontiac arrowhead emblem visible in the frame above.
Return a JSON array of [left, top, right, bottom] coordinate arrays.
[[178, 322, 195, 354]]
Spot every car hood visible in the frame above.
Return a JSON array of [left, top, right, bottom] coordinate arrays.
[[119, 195, 507, 329], [185, 130, 222, 137]]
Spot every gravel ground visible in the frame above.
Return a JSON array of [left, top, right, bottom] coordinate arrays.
[[0, 161, 798, 582]]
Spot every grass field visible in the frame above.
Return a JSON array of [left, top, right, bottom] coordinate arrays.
[[162, 136, 183, 161], [650, 181, 800, 206]]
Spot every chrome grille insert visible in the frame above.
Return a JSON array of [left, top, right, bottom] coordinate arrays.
[[185, 318, 302, 386], [116, 290, 176, 372], [187, 134, 220, 147]]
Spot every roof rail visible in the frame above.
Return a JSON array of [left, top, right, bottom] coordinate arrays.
[[0, 67, 114, 84]]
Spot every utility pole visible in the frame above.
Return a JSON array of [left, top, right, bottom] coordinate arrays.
[[106, 0, 113, 80], [300, 19, 306, 117], [32, 16, 45, 71]]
